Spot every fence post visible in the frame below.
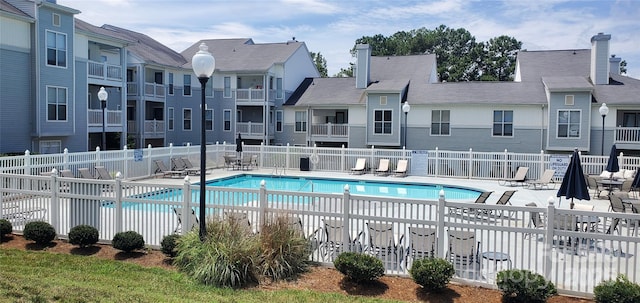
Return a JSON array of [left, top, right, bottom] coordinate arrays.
[[181, 176, 191, 236], [370, 146, 375, 174], [539, 150, 545, 177], [25, 150, 31, 176], [543, 196, 556, 282], [259, 180, 268, 231], [122, 145, 128, 179], [502, 149, 508, 179], [147, 144, 153, 176], [63, 148, 69, 170], [435, 147, 439, 177], [437, 189, 446, 259], [468, 148, 473, 179], [114, 172, 123, 234], [341, 145, 346, 172], [342, 185, 351, 252], [96, 146, 102, 167], [285, 143, 290, 170], [50, 169, 60, 232]]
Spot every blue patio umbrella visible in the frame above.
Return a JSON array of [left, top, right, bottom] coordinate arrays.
[[605, 144, 620, 176], [632, 168, 640, 190], [557, 149, 590, 209]]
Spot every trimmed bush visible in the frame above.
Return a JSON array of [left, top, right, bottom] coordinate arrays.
[[594, 274, 640, 303], [0, 219, 12, 240], [23, 221, 56, 245], [409, 257, 455, 291], [174, 216, 260, 288], [258, 216, 311, 281], [161, 234, 181, 257], [333, 252, 385, 283], [68, 225, 99, 248], [112, 231, 145, 253], [497, 269, 557, 303]]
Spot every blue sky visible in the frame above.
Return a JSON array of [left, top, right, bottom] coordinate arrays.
[[58, 0, 639, 78]]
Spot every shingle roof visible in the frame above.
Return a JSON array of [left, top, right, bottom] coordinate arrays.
[[0, 0, 30, 17], [74, 19, 134, 45], [180, 39, 306, 72], [418, 81, 547, 105], [287, 77, 365, 107], [542, 76, 593, 92], [516, 49, 590, 82], [593, 74, 640, 104], [98, 24, 188, 67]]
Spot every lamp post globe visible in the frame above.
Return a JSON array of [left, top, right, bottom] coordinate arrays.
[[97, 87, 108, 151], [402, 102, 410, 148], [599, 103, 609, 156], [192, 42, 215, 241]]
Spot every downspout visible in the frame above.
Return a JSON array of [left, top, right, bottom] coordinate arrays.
[[541, 104, 545, 151], [35, 2, 43, 148]]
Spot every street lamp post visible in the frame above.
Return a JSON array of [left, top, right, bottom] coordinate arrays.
[[599, 103, 609, 156], [192, 43, 215, 241], [97, 87, 108, 151], [402, 102, 410, 148]]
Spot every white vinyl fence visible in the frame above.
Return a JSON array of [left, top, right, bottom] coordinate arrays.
[[2, 171, 640, 298]]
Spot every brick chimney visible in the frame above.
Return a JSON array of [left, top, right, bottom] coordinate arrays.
[[609, 54, 621, 75], [590, 33, 611, 85], [355, 44, 371, 89]]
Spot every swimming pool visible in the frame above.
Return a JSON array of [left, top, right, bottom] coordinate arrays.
[[206, 174, 481, 200]]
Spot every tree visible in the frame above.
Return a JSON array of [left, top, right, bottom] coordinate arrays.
[[344, 26, 522, 82], [621, 60, 627, 74], [334, 63, 354, 77], [310, 51, 328, 77]]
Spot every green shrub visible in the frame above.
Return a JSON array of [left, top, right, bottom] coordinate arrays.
[[112, 231, 145, 252], [497, 269, 557, 303], [23, 221, 56, 245], [409, 257, 455, 291], [174, 216, 260, 288], [0, 219, 12, 240], [68, 225, 99, 247], [333, 252, 385, 283], [258, 216, 311, 281], [594, 274, 640, 303], [161, 234, 181, 257]]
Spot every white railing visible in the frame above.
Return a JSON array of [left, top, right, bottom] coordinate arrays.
[[311, 123, 349, 138], [126, 83, 138, 96], [236, 88, 264, 102], [87, 60, 123, 81], [144, 120, 165, 137], [144, 83, 165, 99], [2, 173, 639, 297], [616, 127, 640, 144], [87, 109, 123, 127], [236, 122, 264, 136]]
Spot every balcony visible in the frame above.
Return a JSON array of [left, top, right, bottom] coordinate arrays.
[[145, 83, 165, 99], [88, 60, 123, 81], [87, 109, 123, 128], [236, 88, 265, 103], [311, 123, 349, 141], [144, 120, 165, 138], [615, 127, 640, 150]]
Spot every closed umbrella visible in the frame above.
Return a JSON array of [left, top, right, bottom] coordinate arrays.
[[557, 149, 590, 209], [236, 133, 243, 158], [632, 168, 640, 192], [605, 144, 620, 177]]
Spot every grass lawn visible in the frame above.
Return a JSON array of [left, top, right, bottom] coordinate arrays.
[[0, 249, 400, 303]]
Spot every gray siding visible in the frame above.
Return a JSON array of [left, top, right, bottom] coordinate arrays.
[[366, 94, 401, 146], [0, 48, 33, 154], [547, 92, 591, 151], [407, 127, 544, 153]]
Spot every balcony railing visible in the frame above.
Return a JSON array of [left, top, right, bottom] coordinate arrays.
[[311, 123, 349, 138], [144, 83, 165, 99], [126, 83, 138, 96], [87, 109, 122, 127], [144, 120, 165, 137], [237, 122, 264, 136], [236, 88, 264, 102], [615, 127, 640, 144], [88, 60, 123, 81]]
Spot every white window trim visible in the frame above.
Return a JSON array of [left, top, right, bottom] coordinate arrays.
[[183, 75, 192, 97], [45, 30, 67, 69], [565, 95, 575, 106], [46, 85, 68, 122], [491, 110, 514, 138], [168, 107, 174, 131], [183, 108, 192, 131], [295, 111, 307, 133], [276, 110, 283, 132], [52, 13, 60, 27], [379, 96, 387, 105], [223, 109, 232, 132], [205, 109, 214, 131], [373, 109, 393, 135], [430, 110, 451, 136], [556, 109, 582, 139]]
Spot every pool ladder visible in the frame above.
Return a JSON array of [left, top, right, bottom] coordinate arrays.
[[272, 163, 286, 176], [298, 180, 313, 192]]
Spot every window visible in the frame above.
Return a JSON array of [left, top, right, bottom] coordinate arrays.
[[558, 110, 581, 138], [46, 31, 66, 67], [295, 111, 307, 132], [431, 110, 450, 135], [223, 109, 231, 131], [206, 78, 213, 97], [565, 95, 574, 106], [276, 110, 283, 132], [47, 86, 67, 121], [183, 75, 191, 96], [40, 140, 61, 154], [276, 77, 283, 99], [168, 107, 174, 131], [168, 73, 174, 95], [183, 109, 192, 130], [205, 109, 213, 131], [52, 13, 60, 27], [493, 110, 513, 136], [224, 76, 231, 98], [373, 109, 392, 134]]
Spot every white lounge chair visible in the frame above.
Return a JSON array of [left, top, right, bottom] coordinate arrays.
[[350, 158, 366, 175], [527, 169, 555, 190], [374, 159, 390, 176], [393, 159, 408, 177], [499, 167, 529, 186]]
